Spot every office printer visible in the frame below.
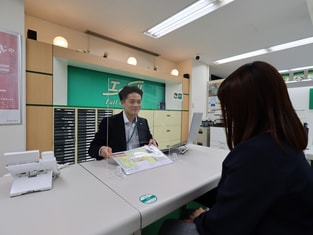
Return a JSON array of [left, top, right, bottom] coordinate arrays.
[[4, 150, 59, 197]]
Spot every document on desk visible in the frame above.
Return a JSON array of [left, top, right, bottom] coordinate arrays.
[[112, 145, 173, 175]]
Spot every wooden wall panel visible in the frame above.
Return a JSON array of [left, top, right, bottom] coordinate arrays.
[[26, 39, 53, 73], [26, 72, 52, 104], [26, 106, 53, 152]]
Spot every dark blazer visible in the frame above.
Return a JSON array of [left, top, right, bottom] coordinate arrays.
[[194, 133, 313, 235], [88, 111, 153, 160]]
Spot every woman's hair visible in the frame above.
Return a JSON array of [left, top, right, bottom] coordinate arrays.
[[118, 86, 143, 101], [217, 61, 307, 151]]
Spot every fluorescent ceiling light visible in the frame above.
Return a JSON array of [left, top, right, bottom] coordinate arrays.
[[290, 65, 313, 71], [213, 36, 313, 65], [144, 0, 235, 39], [268, 37, 313, 52], [279, 65, 313, 73], [306, 0, 313, 25], [214, 49, 268, 64]]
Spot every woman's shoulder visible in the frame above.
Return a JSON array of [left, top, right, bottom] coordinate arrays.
[[225, 134, 279, 164], [226, 133, 303, 166], [234, 133, 274, 153]]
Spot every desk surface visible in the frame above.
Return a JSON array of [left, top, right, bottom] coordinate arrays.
[[305, 146, 313, 160], [81, 144, 229, 227], [0, 164, 140, 235]]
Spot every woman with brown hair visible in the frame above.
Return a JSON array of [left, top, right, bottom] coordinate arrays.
[[161, 61, 313, 235]]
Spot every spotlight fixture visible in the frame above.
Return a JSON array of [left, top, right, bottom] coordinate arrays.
[[171, 69, 179, 76], [127, 57, 137, 65], [53, 36, 68, 48]]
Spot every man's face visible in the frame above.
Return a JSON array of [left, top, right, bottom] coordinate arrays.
[[121, 92, 142, 117]]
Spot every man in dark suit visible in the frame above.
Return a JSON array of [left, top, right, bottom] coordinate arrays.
[[88, 86, 157, 160]]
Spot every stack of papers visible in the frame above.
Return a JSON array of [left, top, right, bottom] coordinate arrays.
[[112, 145, 173, 175]]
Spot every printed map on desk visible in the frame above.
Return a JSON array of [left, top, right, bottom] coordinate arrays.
[[112, 145, 173, 175]]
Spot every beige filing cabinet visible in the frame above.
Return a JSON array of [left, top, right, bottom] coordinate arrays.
[[138, 110, 154, 135], [193, 127, 210, 147], [153, 110, 181, 149]]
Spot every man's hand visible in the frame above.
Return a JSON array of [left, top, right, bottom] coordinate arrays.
[[148, 139, 158, 147], [100, 146, 112, 158], [148, 139, 157, 146]]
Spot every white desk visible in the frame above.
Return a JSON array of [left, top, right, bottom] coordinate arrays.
[[305, 146, 313, 161], [80, 144, 228, 228], [0, 164, 140, 235]]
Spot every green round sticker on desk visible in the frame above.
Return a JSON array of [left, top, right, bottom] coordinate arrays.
[[139, 194, 157, 204]]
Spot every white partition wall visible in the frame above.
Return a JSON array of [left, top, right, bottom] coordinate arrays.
[[288, 85, 313, 147], [0, 0, 25, 177]]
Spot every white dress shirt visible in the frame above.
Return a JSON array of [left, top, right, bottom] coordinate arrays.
[[123, 111, 140, 150]]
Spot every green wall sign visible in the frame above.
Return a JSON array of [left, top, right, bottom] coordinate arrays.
[[310, 88, 313, 110], [68, 66, 165, 109]]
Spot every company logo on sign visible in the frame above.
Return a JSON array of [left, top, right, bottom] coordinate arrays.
[[102, 80, 144, 106], [102, 80, 144, 96]]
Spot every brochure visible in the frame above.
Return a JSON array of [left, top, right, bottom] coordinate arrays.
[[112, 145, 173, 175]]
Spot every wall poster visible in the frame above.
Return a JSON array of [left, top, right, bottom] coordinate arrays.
[[0, 29, 22, 124], [207, 80, 223, 124]]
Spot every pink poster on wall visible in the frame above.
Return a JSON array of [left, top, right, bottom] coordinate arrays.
[[0, 29, 21, 124]]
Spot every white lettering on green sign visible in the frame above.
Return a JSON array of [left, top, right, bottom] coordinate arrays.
[[102, 80, 144, 96]]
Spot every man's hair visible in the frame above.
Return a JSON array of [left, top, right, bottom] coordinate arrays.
[[118, 86, 143, 101]]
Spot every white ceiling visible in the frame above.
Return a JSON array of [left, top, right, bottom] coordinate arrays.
[[24, 0, 313, 78]]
